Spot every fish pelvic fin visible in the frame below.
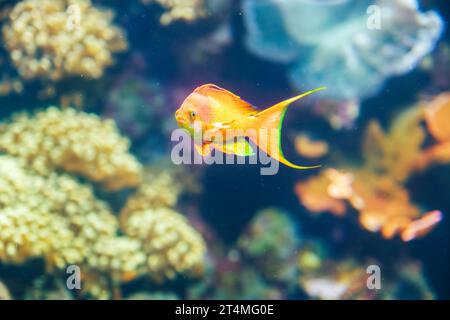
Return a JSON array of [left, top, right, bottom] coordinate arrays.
[[212, 138, 255, 156], [249, 87, 326, 169]]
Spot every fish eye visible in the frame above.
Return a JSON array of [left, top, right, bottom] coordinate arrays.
[[190, 110, 197, 119]]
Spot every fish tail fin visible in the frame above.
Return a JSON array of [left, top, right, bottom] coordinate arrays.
[[249, 87, 326, 169]]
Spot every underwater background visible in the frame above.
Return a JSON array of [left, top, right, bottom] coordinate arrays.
[[0, 0, 449, 300]]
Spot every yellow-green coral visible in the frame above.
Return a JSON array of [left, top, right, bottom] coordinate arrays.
[[0, 280, 12, 300], [2, 0, 127, 81], [86, 236, 146, 282], [0, 107, 142, 191], [121, 170, 182, 219], [0, 154, 205, 299], [0, 205, 69, 264], [121, 205, 206, 282], [0, 106, 206, 299], [142, 0, 205, 25], [119, 168, 206, 282], [0, 155, 117, 267]]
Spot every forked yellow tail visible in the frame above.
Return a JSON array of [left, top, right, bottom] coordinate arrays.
[[248, 87, 326, 169]]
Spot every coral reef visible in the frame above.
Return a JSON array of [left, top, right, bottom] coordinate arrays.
[[186, 206, 437, 300], [362, 107, 426, 182], [121, 192, 206, 282], [243, 0, 443, 101], [0, 106, 206, 299], [2, 0, 127, 81], [237, 208, 300, 285], [104, 75, 171, 141], [0, 279, 11, 300], [297, 242, 435, 300], [188, 208, 301, 300], [295, 104, 444, 241], [0, 107, 142, 191], [0, 155, 117, 267], [242, 0, 444, 128], [420, 93, 450, 168], [0, 0, 447, 301], [121, 169, 182, 215]]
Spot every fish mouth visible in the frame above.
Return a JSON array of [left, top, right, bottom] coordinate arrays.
[[175, 116, 186, 126], [174, 111, 186, 126]]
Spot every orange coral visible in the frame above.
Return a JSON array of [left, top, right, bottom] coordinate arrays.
[[351, 170, 441, 240], [420, 93, 450, 166], [295, 133, 329, 159], [295, 103, 443, 241], [295, 170, 347, 216], [296, 168, 441, 241], [362, 107, 425, 182], [425, 93, 450, 142]]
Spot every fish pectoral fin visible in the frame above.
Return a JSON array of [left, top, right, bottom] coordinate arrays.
[[213, 138, 255, 156], [212, 120, 235, 129], [194, 143, 212, 157]]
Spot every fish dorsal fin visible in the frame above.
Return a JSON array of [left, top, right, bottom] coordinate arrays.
[[196, 84, 258, 116], [212, 138, 255, 156], [194, 143, 211, 157]]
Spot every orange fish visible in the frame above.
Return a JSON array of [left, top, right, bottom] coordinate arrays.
[[175, 84, 326, 169]]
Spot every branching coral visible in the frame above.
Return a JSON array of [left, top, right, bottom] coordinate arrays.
[[362, 107, 426, 182], [0, 107, 142, 191], [2, 0, 128, 81], [295, 169, 348, 217], [295, 104, 443, 241], [420, 93, 450, 167], [141, 0, 206, 25], [296, 168, 442, 242]]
